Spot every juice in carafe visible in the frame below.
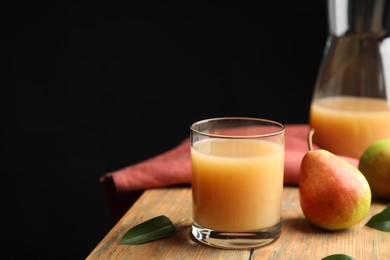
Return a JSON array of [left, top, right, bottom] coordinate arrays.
[[310, 96, 390, 159]]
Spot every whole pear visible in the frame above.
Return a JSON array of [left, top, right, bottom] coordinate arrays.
[[299, 129, 372, 231], [359, 139, 390, 200]]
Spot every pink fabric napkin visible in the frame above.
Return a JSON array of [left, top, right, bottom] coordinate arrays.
[[100, 124, 358, 221]]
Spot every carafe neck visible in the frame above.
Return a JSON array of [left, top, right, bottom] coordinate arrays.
[[328, 0, 390, 37]]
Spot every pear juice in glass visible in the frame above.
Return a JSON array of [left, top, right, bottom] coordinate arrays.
[[190, 117, 285, 249]]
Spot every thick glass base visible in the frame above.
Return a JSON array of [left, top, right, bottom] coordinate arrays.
[[191, 219, 282, 249]]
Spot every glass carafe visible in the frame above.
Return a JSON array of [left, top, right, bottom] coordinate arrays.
[[309, 0, 390, 159]]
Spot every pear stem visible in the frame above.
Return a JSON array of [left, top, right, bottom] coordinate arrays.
[[308, 128, 315, 151]]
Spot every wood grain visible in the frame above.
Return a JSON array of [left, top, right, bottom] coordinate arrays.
[[87, 186, 390, 260]]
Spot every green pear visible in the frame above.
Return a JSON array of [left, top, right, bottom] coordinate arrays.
[[299, 129, 372, 231], [358, 139, 390, 200]]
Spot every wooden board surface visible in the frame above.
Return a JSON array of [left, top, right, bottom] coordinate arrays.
[[87, 186, 390, 260]]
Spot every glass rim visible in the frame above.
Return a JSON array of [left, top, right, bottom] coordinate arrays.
[[190, 117, 285, 139]]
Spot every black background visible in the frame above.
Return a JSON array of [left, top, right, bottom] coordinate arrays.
[[2, 1, 327, 259]]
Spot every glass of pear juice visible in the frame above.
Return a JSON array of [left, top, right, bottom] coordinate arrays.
[[190, 117, 285, 249]]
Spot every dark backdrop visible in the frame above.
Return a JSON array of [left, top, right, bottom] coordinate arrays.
[[1, 1, 327, 259]]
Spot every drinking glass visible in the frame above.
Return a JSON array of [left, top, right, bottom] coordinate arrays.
[[190, 117, 285, 249]]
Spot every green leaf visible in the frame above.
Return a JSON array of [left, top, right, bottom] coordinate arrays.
[[119, 215, 176, 245], [321, 254, 355, 260], [365, 204, 390, 232]]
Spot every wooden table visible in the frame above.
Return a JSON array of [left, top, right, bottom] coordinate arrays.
[[87, 186, 389, 259]]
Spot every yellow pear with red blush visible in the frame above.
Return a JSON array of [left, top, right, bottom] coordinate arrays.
[[299, 129, 372, 231]]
